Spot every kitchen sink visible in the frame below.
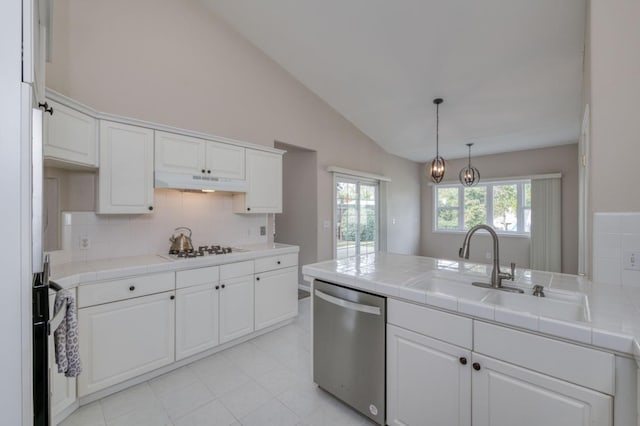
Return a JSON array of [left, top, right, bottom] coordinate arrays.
[[408, 275, 489, 301], [482, 290, 591, 323]]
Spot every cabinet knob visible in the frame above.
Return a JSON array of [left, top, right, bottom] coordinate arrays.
[[38, 102, 53, 115], [129, 285, 135, 291], [472, 362, 481, 371], [256, 277, 260, 281], [215, 285, 220, 290], [247, 207, 251, 211], [277, 261, 281, 265], [459, 357, 467, 365], [221, 284, 226, 289], [148, 206, 154, 211], [207, 170, 211, 174], [170, 295, 175, 300], [201, 169, 206, 173]]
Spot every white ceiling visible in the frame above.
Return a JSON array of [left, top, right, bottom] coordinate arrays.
[[202, 0, 586, 161]]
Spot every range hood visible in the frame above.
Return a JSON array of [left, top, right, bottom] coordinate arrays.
[[154, 171, 248, 193]]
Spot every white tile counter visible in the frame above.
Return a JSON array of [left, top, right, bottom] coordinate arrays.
[[302, 252, 640, 367], [50, 243, 299, 289]]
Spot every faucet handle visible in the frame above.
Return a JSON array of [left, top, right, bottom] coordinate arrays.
[[510, 262, 516, 281]]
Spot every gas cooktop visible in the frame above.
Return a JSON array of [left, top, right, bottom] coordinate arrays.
[[162, 245, 249, 260]]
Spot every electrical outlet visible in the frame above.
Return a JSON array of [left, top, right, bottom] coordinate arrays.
[[80, 235, 90, 250], [260, 226, 266, 236], [624, 250, 640, 270]]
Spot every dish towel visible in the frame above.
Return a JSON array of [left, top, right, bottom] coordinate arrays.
[[53, 289, 82, 378]]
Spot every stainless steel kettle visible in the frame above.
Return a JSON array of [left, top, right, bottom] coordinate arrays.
[[169, 227, 194, 252]]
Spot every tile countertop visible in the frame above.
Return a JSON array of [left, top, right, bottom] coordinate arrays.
[[301, 252, 640, 367], [49, 243, 299, 289]]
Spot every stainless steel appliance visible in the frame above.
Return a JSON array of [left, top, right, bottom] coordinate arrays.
[[313, 280, 386, 425], [164, 245, 244, 259]]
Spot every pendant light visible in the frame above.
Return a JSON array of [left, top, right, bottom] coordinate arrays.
[[459, 142, 480, 186], [429, 98, 446, 183]]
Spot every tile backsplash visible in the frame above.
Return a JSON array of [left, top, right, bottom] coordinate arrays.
[[593, 213, 640, 286], [51, 189, 268, 263]]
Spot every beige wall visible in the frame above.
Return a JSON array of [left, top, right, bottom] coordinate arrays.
[[46, 0, 422, 262], [420, 144, 579, 274], [589, 0, 640, 213]]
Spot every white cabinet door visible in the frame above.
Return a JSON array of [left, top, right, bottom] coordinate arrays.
[[387, 324, 471, 426], [154, 131, 205, 175], [97, 121, 154, 214], [472, 354, 612, 426], [205, 141, 245, 179], [219, 275, 254, 344], [175, 283, 219, 361], [78, 291, 175, 397], [48, 293, 76, 420], [44, 100, 97, 167], [233, 150, 282, 213], [254, 266, 298, 330]]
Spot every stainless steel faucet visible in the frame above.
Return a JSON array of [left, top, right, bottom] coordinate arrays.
[[459, 224, 523, 293]]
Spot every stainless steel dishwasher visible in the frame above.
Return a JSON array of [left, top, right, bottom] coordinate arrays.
[[313, 279, 386, 425]]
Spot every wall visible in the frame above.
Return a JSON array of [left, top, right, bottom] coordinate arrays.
[[46, 0, 422, 262], [420, 144, 579, 274], [589, 0, 640, 213], [51, 190, 267, 263], [274, 143, 318, 285]]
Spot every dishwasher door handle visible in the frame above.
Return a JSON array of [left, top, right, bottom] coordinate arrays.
[[314, 289, 381, 315]]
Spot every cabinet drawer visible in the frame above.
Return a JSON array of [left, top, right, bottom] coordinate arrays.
[[78, 272, 175, 308], [474, 321, 615, 395], [176, 266, 219, 289], [254, 253, 298, 273], [388, 299, 472, 349], [220, 261, 254, 280]]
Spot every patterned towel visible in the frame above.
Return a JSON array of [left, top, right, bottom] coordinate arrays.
[[53, 289, 82, 378]]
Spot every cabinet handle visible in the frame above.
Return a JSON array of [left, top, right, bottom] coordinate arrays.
[[148, 206, 153, 211], [215, 285, 220, 290], [170, 295, 175, 300], [459, 357, 467, 365], [472, 362, 481, 371], [256, 277, 260, 281], [129, 285, 135, 291], [38, 102, 53, 115]]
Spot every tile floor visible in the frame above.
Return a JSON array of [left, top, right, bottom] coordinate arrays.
[[60, 298, 374, 426]]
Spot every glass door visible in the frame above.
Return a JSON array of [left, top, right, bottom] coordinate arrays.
[[335, 176, 378, 259]]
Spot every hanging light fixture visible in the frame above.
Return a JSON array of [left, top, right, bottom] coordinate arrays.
[[459, 142, 480, 186], [429, 98, 446, 183]]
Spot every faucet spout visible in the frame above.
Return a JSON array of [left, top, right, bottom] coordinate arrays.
[[458, 224, 520, 292]]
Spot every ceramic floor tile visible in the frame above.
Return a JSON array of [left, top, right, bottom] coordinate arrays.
[[100, 383, 159, 421], [218, 380, 273, 419], [59, 401, 106, 426], [105, 399, 172, 426], [239, 398, 299, 426], [149, 366, 199, 395], [277, 383, 333, 419], [173, 400, 237, 426], [253, 365, 301, 396], [188, 352, 235, 379], [199, 361, 252, 397], [156, 379, 215, 420]]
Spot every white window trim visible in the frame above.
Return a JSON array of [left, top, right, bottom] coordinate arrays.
[[432, 178, 533, 237]]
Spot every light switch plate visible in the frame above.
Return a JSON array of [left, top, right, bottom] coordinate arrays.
[[623, 250, 640, 270]]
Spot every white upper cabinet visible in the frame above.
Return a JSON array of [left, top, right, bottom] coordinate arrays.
[[155, 131, 245, 179], [44, 100, 97, 168], [24, 0, 50, 105], [233, 149, 282, 213], [97, 121, 154, 214]]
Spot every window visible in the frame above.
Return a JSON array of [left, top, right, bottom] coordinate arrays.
[[434, 179, 531, 234], [335, 176, 379, 258]]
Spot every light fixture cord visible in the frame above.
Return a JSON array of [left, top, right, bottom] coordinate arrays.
[[468, 144, 471, 167], [436, 103, 440, 157]]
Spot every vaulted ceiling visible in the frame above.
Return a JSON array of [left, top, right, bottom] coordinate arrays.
[[202, 0, 586, 161]]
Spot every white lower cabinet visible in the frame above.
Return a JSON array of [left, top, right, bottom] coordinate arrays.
[[472, 353, 612, 426], [387, 324, 471, 426], [254, 266, 298, 330], [78, 291, 175, 397], [175, 283, 220, 361], [219, 275, 254, 343], [387, 299, 613, 426]]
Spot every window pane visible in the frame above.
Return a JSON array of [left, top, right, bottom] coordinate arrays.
[[437, 188, 458, 208], [524, 208, 531, 233], [336, 182, 357, 259], [524, 183, 531, 208], [493, 184, 518, 231], [360, 184, 377, 255], [437, 187, 459, 230], [463, 186, 486, 229]]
